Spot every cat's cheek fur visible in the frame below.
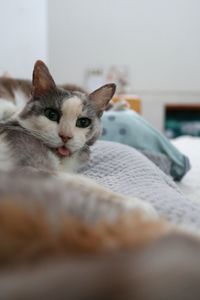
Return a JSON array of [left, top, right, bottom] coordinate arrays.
[[19, 115, 61, 147], [86, 120, 102, 146], [24, 115, 57, 133]]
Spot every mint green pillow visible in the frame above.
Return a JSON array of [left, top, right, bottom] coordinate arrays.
[[100, 110, 190, 181]]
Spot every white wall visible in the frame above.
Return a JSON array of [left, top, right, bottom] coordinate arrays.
[[48, 0, 200, 92], [0, 0, 47, 78], [0, 0, 199, 131]]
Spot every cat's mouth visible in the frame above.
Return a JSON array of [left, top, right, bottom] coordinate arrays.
[[57, 146, 71, 157]]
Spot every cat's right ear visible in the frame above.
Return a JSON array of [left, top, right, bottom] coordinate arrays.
[[89, 83, 116, 113], [31, 60, 56, 98]]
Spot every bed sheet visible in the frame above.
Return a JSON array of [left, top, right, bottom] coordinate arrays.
[[172, 136, 200, 203]]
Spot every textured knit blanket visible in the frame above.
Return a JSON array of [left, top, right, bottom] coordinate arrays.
[[80, 141, 200, 229]]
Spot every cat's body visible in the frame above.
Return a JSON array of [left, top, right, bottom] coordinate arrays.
[[0, 61, 155, 223], [0, 61, 164, 269]]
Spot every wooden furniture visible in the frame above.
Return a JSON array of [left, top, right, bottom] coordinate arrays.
[[112, 95, 141, 113], [166, 103, 200, 112]]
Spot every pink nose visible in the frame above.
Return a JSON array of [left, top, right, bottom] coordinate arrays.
[[59, 133, 72, 143]]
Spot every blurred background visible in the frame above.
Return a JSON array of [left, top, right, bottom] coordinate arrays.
[[0, 0, 200, 134]]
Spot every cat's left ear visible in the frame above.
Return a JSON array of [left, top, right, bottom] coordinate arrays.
[[32, 60, 56, 98], [89, 83, 116, 113]]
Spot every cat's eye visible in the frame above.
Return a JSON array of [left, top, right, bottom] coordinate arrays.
[[44, 108, 60, 122], [76, 117, 91, 128]]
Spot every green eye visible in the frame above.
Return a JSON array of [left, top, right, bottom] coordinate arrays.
[[76, 117, 91, 128], [44, 108, 60, 122]]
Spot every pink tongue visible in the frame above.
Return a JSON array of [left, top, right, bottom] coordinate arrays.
[[57, 146, 70, 157]]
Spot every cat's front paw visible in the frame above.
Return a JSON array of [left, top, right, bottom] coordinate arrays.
[[122, 196, 158, 220], [137, 201, 158, 219]]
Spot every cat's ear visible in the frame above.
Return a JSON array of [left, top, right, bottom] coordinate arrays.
[[32, 60, 56, 98], [89, 83, 116, 113]]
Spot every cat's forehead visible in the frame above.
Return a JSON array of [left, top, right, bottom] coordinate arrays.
[[61, 92, 97, 118], [61, 96, 83, 119], [21, 89, 97, 119]]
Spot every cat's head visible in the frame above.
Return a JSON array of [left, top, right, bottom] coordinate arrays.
[[19, 60, 116, 158]]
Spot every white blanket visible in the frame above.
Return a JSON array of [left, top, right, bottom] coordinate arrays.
[[172, 136, 200, 203]]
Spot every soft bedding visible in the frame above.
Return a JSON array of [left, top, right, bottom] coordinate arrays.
[[100, 110, 190, 180], [80, 141, 200, 229], [172, 136, 200, 203]]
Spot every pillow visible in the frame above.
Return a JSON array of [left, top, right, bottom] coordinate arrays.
[[81, 141, 200, 229], [100, 110, 190, 181]]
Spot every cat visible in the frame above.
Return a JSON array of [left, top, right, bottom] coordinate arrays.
[[0, 60, 157, 222], [0, 61, 163, 270], [0, 62, 199, 285], [0, 60, 116, 173]]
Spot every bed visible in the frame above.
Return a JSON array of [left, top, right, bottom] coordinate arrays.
[[100, 108, 200, 205], [81, 140, 200, 229], [172, 136, 200, 203], [0, 117, 200, 299]]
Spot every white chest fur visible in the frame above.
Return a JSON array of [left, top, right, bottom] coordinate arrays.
[[59, 152, 80, 173], [47, 150, 79, 173]]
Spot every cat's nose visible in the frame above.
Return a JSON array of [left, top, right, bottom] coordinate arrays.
[[59, 133, 72, 143]]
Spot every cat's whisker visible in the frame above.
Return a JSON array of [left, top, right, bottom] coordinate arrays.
[[21, 128, 62, 148]]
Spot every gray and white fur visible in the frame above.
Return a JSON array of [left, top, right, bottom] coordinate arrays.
[[0, 60, 116, 173], [0, 60, 157, 222]]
